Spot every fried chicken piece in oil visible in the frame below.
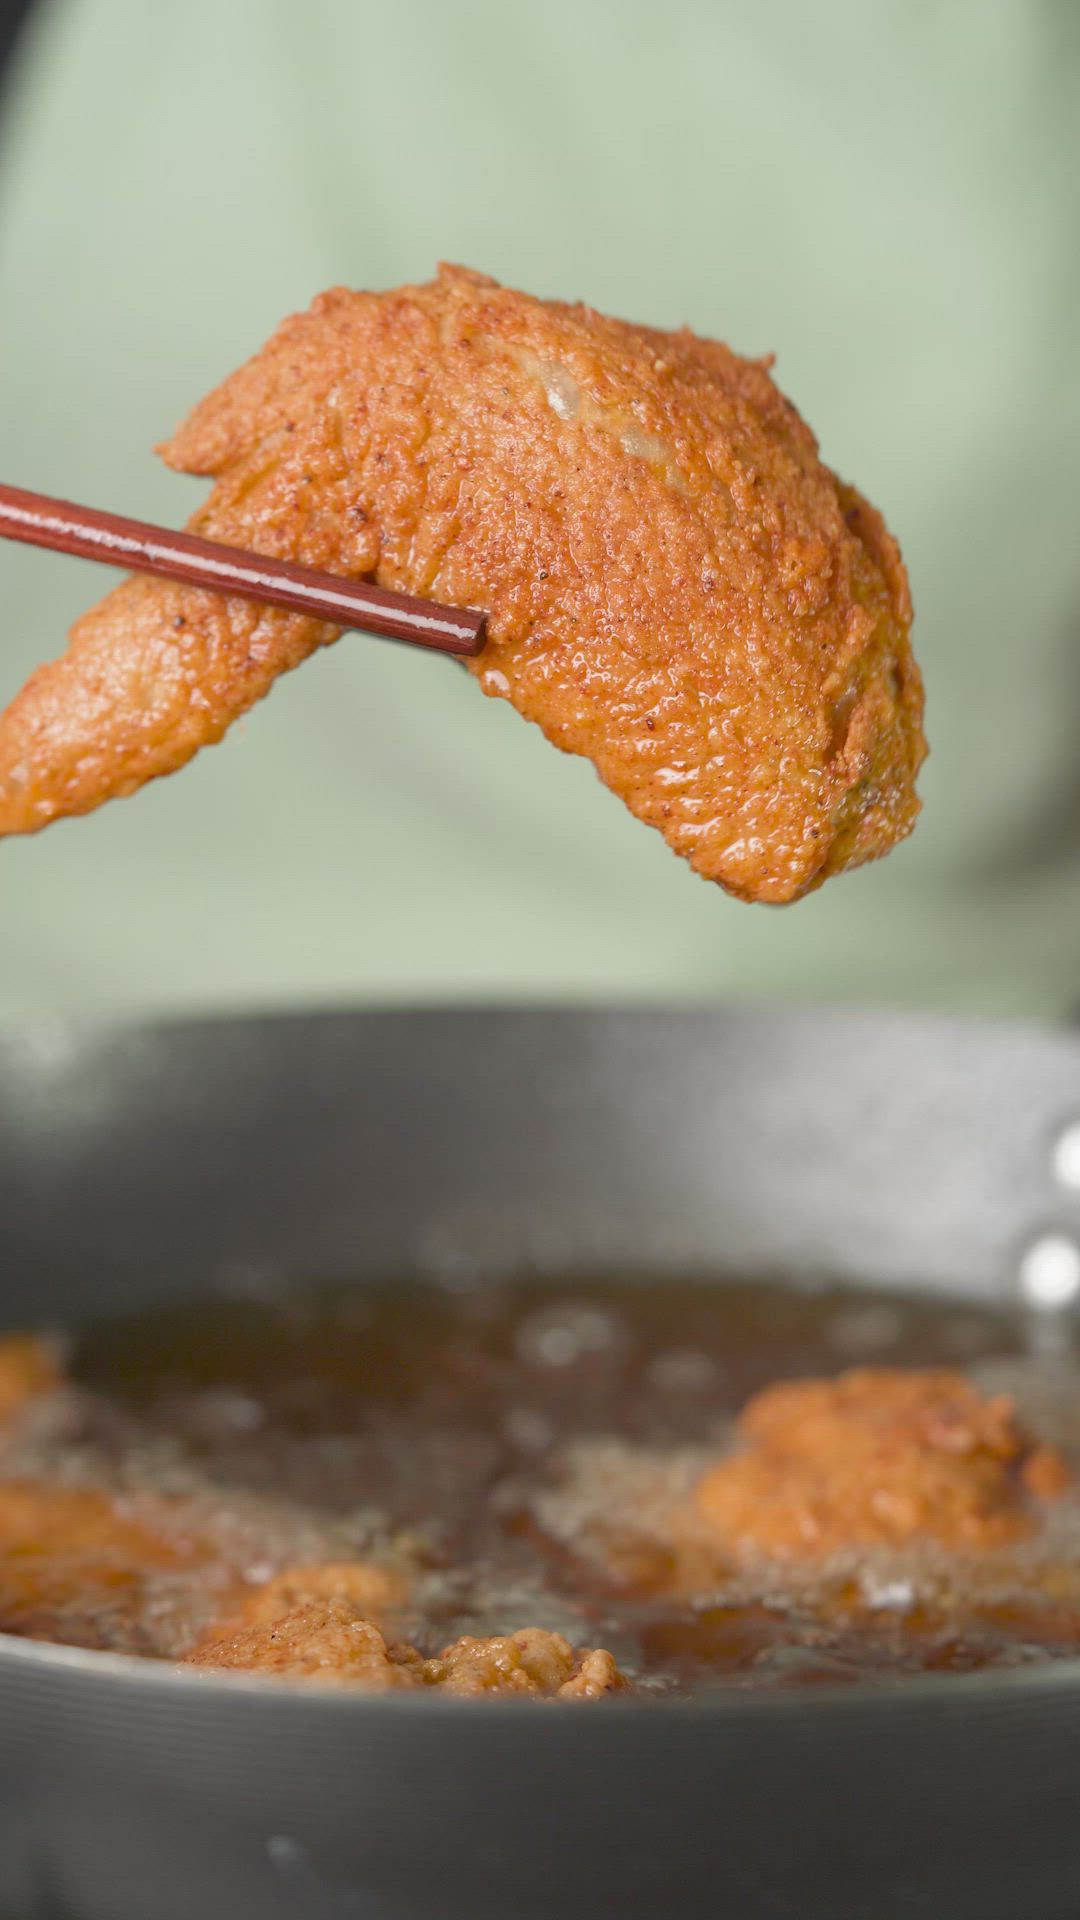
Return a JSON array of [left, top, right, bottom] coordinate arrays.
[[0, 1480, 194, 1643], [0, 267, 923, 902], [0, 1336, 63, 1425], [0, 1341, 211, 1646], [185, 1564, 624, 1697], [423, 1629, 624, 1699], [696, 1368, 1071, 1560], [207, 1559, 408, 1630], [185, 1599, 421, 1689]]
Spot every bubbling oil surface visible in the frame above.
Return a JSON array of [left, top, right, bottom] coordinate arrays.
[[4, 1278, 1080, 1693]]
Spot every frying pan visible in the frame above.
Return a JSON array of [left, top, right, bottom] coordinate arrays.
[[2, 1003, 1080, 1920]]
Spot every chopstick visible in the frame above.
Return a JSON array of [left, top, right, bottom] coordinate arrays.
[[0, 482, 487, 658]]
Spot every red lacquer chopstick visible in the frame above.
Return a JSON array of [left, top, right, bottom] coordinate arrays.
[[0, 482, 486, 658]]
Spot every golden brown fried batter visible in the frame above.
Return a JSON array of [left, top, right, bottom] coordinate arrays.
[[186, 1567, 624, 1696], [422, 1629, 624, 1699], [0, 1336, 63, 1425], [420, 1620, 622, 1697], [696, 1368, 1071, 1559], [185, 1599, 422, 1688], [0, 267, 923, 901]]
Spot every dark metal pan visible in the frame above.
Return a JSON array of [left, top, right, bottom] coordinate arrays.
[[2, 1004, 1080, 1920]]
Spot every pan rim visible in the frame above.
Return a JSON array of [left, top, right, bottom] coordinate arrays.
[[0, 995, 1070, 1047]]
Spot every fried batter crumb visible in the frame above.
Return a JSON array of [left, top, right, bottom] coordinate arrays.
[[419, 1628, 625, 1698], [696, 1368, 1071, 1559], [184, 1600, 423, 1688], [0, 266, 924, 903]]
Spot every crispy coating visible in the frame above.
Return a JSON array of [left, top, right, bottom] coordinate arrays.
[[185, 1567, 624, 1696], [696, 1369, 1071, 1559], [185, 1599, 423, 1688], [422, 1630, 624, 1699], [0, 267, 923, 901], [0, 1336, 63, 1424]]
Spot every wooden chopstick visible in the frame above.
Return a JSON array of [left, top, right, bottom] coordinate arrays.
[[0, 482, 487, 658]]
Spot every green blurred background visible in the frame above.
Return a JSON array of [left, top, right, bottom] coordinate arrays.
[[0, 0, 1078, 1022]]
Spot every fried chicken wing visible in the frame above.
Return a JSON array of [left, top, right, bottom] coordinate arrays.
[[696, 1369, 1071, 1559], [0, 267, 923, 901]]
